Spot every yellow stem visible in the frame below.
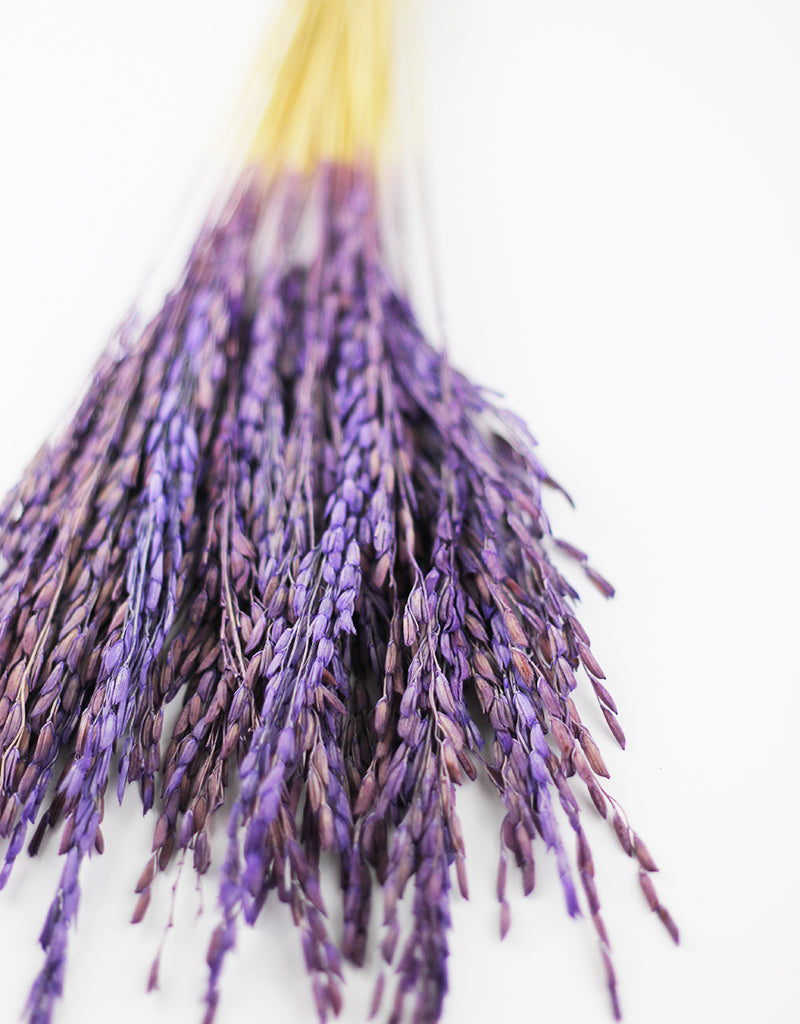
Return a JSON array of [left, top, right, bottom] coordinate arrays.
[[248, 0, 394, 176]]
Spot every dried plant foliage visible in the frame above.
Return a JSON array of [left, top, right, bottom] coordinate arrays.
[[0, 165, 676, 1024], [0, 4, 676, 1022]]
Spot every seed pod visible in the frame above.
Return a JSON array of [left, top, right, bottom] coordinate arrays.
[[579, 729, 610, 778], [136, 860, 155, 893], [602, 706, 626, 749], [511, 649, 535, 685], [633, 833, 658, 872], [131, 889, 151, 925], [551, 719, 574, 757], [613, 812, 633, 856], [504, 610, 527, 646], [500, 900, 512, 940]]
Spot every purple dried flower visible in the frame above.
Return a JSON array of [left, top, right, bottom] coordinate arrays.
[[0, 12, 677, 1024]]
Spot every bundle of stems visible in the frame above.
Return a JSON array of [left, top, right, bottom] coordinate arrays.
[[0, 2, 677, 1023]]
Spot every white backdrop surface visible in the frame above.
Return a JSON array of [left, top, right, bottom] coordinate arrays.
[[0, 3, 798, 1024]]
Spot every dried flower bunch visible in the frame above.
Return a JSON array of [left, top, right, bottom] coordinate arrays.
[[0, 3, 677, 1023]]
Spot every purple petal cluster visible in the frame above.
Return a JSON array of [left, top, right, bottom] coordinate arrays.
[[0, 165, 675, 1024]]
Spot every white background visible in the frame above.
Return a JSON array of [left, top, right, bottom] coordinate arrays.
[[0, 2, 798, 1023]]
